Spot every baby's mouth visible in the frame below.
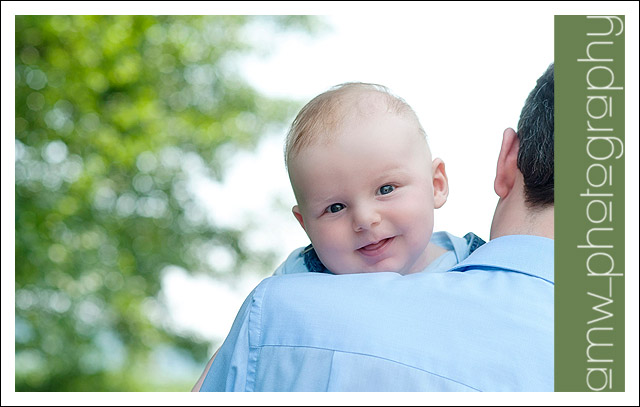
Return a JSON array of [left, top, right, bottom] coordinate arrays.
[[358, 237, 394, 255]]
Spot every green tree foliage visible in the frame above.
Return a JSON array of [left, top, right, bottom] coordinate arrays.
[[15, 15, 319, 391]]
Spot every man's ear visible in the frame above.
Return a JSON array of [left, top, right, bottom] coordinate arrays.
[[432, 158, 449, 209], [494, 128, 520, 199], [292, 205, 306, 231]]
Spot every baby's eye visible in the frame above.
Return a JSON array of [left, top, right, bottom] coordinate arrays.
[[379, 185, 395, 195], [327, 203, 345, 213]]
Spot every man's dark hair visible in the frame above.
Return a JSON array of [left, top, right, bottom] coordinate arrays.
[[516, 63, 554, 208]]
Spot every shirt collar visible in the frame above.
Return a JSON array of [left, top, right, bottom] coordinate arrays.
[[448, 234, 554, 284]]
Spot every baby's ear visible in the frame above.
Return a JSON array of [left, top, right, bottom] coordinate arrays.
[[432, 158, 449, 209], [292, 205, 306, 231]]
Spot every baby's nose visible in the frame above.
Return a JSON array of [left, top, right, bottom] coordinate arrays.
[[352, 206, 382, 232]]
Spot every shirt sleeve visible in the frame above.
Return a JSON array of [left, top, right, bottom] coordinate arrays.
[[199, 286, 257, 391]]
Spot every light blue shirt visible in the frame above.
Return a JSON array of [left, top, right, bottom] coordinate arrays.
[[200, 234, 553, 392]]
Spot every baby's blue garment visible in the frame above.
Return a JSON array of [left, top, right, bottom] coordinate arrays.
[[272, 231, 484, 276]]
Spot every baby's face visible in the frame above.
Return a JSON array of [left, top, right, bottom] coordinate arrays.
[[289, 111, 446, 275]]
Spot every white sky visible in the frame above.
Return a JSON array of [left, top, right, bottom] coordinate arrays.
[[232, 13, 555, 242], [2, 1, 639, 404]]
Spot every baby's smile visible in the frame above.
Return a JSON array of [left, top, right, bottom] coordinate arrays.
[[357, 236, 395, 258]]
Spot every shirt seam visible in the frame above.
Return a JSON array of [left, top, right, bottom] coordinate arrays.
[[326, 350, 335, 392], [449, 265, 554, 285], [257, 343, 481, 392], [245, 277, 272, 392]]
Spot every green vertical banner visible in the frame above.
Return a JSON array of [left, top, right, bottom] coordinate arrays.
[[555, 15, 625, 392]]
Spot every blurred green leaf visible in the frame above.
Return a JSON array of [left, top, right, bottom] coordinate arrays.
[[15, 15, 322, 391]]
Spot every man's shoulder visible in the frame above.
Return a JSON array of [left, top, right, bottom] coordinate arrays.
[[262, 235, 554, 303], [256, 234, 555, 346], [450, 234, 554, 283], [250, 244, 554, 391]]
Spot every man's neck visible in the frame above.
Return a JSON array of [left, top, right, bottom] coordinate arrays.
[[525, 205, 554, 239], [498, 207, 554, 239], [490, 201, 554, 240]]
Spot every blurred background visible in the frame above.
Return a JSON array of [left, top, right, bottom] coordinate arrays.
[[10, 8, 563, 392], [12, 15, 325, 391]]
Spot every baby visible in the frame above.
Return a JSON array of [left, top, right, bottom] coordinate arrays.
[[192, 82, 483, 391], [276, 82, 480, 276]]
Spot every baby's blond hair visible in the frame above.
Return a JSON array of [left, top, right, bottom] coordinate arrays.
[[284, 82, 426, 169]]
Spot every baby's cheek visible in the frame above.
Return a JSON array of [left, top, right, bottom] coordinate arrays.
[[401, 205, 434, 246], [312, 230, 344, 256], [317, 241, 343, 262], [315, 247, 345, 275]]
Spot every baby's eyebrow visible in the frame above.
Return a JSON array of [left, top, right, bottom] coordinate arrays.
[[372, 167, 408, 181], [299, 191, 335, 208], [309, 195, 338, 209]]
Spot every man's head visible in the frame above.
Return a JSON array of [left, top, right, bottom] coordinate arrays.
[[517, 64, 555, 207], [286, 83, 449, 275], [490, 63, 554, 239]]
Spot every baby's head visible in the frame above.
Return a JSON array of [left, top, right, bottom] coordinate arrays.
[[285, 83, 448, 275]]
